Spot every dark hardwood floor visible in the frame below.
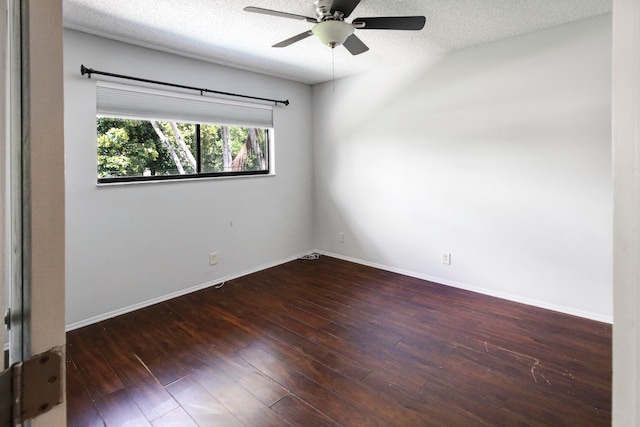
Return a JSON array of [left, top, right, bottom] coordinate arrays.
[[66, 256, 611, 426]]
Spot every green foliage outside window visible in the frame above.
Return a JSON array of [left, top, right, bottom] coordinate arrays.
[[97, 117, 268, 181]]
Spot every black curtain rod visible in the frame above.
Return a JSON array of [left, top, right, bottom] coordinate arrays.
[[80, 64, 290, 106]]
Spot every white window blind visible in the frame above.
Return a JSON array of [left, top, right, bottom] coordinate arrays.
[[96, 81, 273, 128]]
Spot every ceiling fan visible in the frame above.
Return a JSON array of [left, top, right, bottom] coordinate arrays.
[[244, 0, 426, 55]]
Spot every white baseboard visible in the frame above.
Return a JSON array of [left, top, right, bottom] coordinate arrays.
[[321, 251, 613, 324], [65, 252, 307, 331], [65, 249, 612, 331]]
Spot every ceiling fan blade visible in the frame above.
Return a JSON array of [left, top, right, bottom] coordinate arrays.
[[272, 30, 314, 48], [352, 16, 426, 30], [330, 0, 362, 18], [342, 34, 369, 55], [244, 6, 317, 23]]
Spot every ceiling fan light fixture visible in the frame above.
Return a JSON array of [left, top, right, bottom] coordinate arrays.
[[312, 20, 354, 48]]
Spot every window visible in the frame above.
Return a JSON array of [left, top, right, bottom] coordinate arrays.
[[95, 82, 272, 183]]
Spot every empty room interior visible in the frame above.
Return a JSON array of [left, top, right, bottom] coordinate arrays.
[[59, 0, 620, 425]]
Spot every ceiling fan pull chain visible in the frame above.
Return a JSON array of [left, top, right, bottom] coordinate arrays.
[[332, 48, 336, 93]]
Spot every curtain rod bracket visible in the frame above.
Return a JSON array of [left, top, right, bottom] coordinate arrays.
[[79, 64, 290, 106]]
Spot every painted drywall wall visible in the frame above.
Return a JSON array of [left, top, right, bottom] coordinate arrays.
[[312, 15, 613, 322], [64, 30, 314, 327]]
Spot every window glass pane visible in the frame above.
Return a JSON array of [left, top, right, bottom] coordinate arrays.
[[200, 124, 223, 173], [200, 125, 268, 174], [97, 117, 197, 179], [97, 117, 269, 182]]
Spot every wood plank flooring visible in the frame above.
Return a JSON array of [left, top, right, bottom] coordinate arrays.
[[66, 256, 611, 426]]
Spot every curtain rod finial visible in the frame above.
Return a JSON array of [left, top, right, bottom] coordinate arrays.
[[80, 64, 93, 78]]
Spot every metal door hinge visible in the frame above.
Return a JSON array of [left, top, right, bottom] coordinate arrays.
[[3, 309, 9, 330], [0, 348, 63, 427]]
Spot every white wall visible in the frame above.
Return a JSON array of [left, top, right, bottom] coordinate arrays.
[[64, 30, 314, 327], [312, 15, 613, 322]]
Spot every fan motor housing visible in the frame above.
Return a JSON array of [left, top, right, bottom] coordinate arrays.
[[314, 0, 333, 20]]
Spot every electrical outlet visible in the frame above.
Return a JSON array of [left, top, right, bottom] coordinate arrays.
[[441, 252, 451, 265], [338, 232, 344, 243], [209, 252, 218, 266]]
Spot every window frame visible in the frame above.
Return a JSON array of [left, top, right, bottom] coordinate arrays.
[[95, 82, 274, 185]]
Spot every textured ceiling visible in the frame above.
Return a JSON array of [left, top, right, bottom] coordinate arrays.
[[63, 0, 612, 85]]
